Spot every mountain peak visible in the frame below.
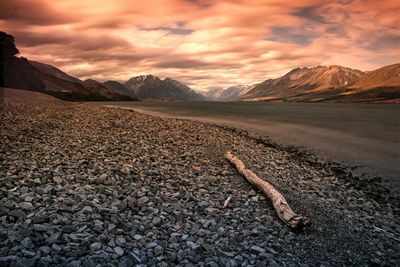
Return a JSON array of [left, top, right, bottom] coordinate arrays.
[[124, 74, 205, 101]]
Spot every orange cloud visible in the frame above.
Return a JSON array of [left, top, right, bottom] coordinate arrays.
[[1, 0, 399, 92]]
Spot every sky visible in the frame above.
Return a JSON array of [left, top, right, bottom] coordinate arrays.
[[1, 0, 399, 92]]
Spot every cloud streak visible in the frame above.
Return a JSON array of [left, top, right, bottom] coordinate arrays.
[[1, 0, 399, 91]]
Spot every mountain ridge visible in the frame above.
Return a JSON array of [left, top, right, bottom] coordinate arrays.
[[239, 64, 399, 103], [124, 75, 206, 101]]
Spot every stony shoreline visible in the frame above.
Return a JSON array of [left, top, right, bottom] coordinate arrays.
[[1, 88, 399, 266]]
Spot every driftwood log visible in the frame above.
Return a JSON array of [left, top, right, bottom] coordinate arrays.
[[225, 151, 310, 229]]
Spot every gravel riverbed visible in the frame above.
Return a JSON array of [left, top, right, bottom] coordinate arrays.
[[0, 88, 399, 266]]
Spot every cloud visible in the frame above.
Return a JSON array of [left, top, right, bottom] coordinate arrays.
[[1, 0, 399, 91], [0, 0, 76, 25]]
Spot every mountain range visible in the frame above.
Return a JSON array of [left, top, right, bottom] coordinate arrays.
[[237, 65, 400, 103], [204, 64, 399, 103], [0, 32, 205, 102], [1, 31, 399, 103]]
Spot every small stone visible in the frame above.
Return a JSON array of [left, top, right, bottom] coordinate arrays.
[[133, 235, 143, 240], [82, 206, 93, 213], [152, 216, 161, 225], [52, 243, 62, 253], [53, 176, 63, 184], [24, 196, 34, 202], [146, 242, 158, 249], [33, 224, 48, 232], [99, 173, 108, 181], [107, 239, 116, 248], [154, 245, 164, 256], [21, 237, 34, 249], [68, 260, 81, 267], [114, 246, 124, 256], [138, 197, 149, 207], [259, 253, 274, 260], [19, 202, 34, 210], [187, 241, 200, 251], [32, 214, 49, 223], [202, 243, 212, 252], [285, 232, 295, 242], [108, 223, 116, 231], [249, 245, 265, 254], [21, 249, 36, 257], [118, 257, 133, 267], [90, 242, 102, 251], [127, 251, 141, 264], [9, 209, 25, 218], [39, 246, 51, 254], [205, 207, 219, 214], [115, 237, 126, 246]]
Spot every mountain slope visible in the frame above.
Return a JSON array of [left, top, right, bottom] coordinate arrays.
[[348, 63, 400, 90], [30, 62, 132, 101], [205, 85, 253, 101], [241, 66, 364, 101], [124, 75, 205, 100], [1, 31, 133, 101], [203, 87, 223, 100], [102, 80, 138, 100]]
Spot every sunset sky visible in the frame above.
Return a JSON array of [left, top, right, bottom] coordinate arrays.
[[1, 0, 399, 92]]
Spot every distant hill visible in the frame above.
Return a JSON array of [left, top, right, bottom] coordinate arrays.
[[239, 65, 400, 103], [205, 85, 253, 101], [29, 61, 132, 101], [1, 31, 132, 101], [124, 75, 206, 101]]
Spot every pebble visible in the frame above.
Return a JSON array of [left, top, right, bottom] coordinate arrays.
[[114, 246, 124, 256], [19, 202, 34, 210], [89, 242, 102, 251], [154, 245, 164, 256], [250, 245, 265, 254], [115, 237, 126, 246]]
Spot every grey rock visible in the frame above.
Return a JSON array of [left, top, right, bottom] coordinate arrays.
[[250, 245, 265, 254], [82, 206, 93, 213], [53, 176, 62, 184], [89, 242, 102, 251], [39, 246, 51, 254], [114, 246, 124, 256], [154, 245, 164, 256], [52, 243, 62, 253], [137, 197, 149, 207], [21, 237, 35, 249], [146, 242, 158, 249], [152, 216, 162, 225], [118, 257, 134, 267], [115, 237, 126, 246], [33, 224, 48, 232], [21, 249, 36, 257], [8, 209, 26, 218], [19, 202, 34, 210], [133, 234, 143, 240]]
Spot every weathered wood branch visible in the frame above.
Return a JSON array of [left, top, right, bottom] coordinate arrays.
[[225, 151, 310, 229], [223, 195, 233, 208]]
